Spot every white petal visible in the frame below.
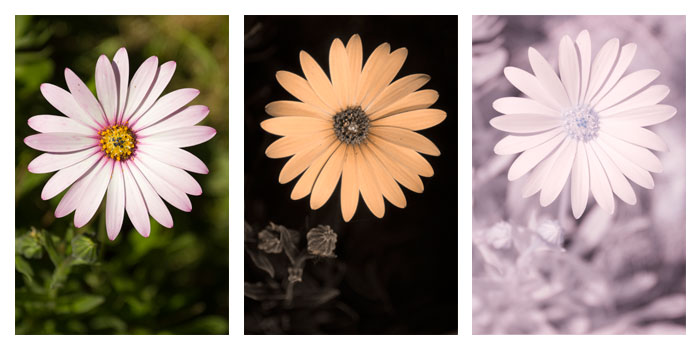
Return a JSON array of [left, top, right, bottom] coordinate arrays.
[[112, 48, 130, 121], [570, 142, 589, 219], [95, 55, 119, 125], [28, 147, 100, 174], [521, 138, 570, 198], [600, 123, 669, 151], [494, 127, 563, 155], [576, 30, 592, 103], [598, 131, 663, 173], [589, 43, 637, 106], [558, 35, 580, 106], [503, 67, 561, 111], [528, 47, 571, 108], [106, 162, 126, 240], [598, 85, 670, 117], [594, 69, 660, 112], [540, 137, 576, 206], [590, 141, 637, 205], [489, 114, 562, 133], [585, 142, 615, 214], [492, 97, 559, 116], [595, 136, 655, 189], [584, 38, 619, 103], [601, 104, 676, 127], [508, 133, 566, 181]]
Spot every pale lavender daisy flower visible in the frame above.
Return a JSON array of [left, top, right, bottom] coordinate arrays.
[[24, 48, 216, 240], [490, 30, 676, 218]]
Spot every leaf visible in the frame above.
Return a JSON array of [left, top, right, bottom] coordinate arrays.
[[244, 246, 275, 278], [71, 235, 98, 265], [90, 315, 127, 333], [15, 234, 43, 259], [35, 228, 62, 267], [50, 257, 74, 290], [278, 225, 299, 264], [244, 282, 284, 301], [15, 255, 34, 281], [55, 294, 105, 314]]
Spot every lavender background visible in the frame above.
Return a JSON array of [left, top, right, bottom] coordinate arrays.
[[472, 15, 686, 335]]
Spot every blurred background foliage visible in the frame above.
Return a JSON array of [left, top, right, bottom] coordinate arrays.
[[15, 15, 229, 334]]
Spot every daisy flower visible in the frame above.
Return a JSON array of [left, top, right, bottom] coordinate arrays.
[[261, 34, 446, 222], [490, 30, 676, 218], [24, 48, 216, 240]]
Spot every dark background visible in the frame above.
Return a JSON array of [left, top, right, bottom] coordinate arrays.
[[244, 15, 457, 334]]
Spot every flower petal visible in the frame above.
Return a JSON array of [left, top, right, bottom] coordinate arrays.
[[585, 142, 615, 214], [528, 47, 571, 108], [65, 68, 108, 127], [492, 97, 559, 117], [126, 161, 173, 228], [28, 114, 95, 135], [370, 126, 440, 156], [362, 144, 406, 209], [598, 85, 670, 117], [345, 34, 363, 106], [598, 131, 663, 173], [589, 43, 637, 106], [329, 38, 350, 109], [41, 152, 103, 200], [265, 129, 334, 159], [371, 109, 446, 131], [601, 104, 676, 127], [278, 134, 337, 184], [310, 143, 347, 209], [503, 67, 560, 111], [132, 88, 199, 131], [359, 45, 408, 108], [576, 30, 592, 103], [140, 126, 216, 148], [494, 127, 563, 155], [595, 137, 654, 189], [584, 38, 619, 103], [290, 142, 340, 200], [106, 162, 126, 240], [137, 143, 209, 174], [112, 48, 130, 121], [24, 133, 96, 153], [95, 55, 119, 124], [366, 139, 423, 193], [265, 100, 330, 119], [40, 83, 100, 130], [594, 69, 660, 112], [300, 50, 341, 112], [137, 152, 202, 196], [558, 35, 580, 106], [539, 137, 576, 206], [508, 132, 566, 181], [131, 158, 192, 212], [489, 114, 562, 133], [123, 56, 159, 122], [365, 74, 430, 116], [130, 61, 177, 122], [276, 70, 335, 115], [55, 157, 106, 218], [28, 147, 100, 174], [260, 117, 333, 136], [600, 123, 669, 152], [368, 135, 433, 177], [590, 141, 637, 205], [122, 161, 151, 237], [570, 142, 589, 219], [340, 144, 360, 221], [369, 89, 439, 120], [74, 160, 114, 228], [137, 105, 210, 137], [356, 146, 385, 218]]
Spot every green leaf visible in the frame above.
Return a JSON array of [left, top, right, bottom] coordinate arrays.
[[71, 235, 98, 265], [15, 255, 34, 281], [55, 294, 105, 314], [15, 233, 43, 259], [244, 246, 275, 278], [50, 256, 74, 290], [35, 228, 62, 267]]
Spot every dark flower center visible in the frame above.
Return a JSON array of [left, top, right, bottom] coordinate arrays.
[[333, 106, 369, 145]]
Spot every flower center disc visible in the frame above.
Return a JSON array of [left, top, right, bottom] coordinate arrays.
[[99, 124, 136, 161], [563, 105, 600, 142], [333, 106, 370, 145]]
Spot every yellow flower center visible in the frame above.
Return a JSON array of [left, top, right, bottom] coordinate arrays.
[[99, 124, 136, 161]]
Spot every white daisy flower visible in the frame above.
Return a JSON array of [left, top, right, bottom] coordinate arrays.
[[490, 30, 676, 218]]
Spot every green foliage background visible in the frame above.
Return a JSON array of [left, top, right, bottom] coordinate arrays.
[[15, 15, 229, 334]]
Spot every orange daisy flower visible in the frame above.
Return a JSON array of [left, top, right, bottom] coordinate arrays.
[[262, 34, 445, 221]]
